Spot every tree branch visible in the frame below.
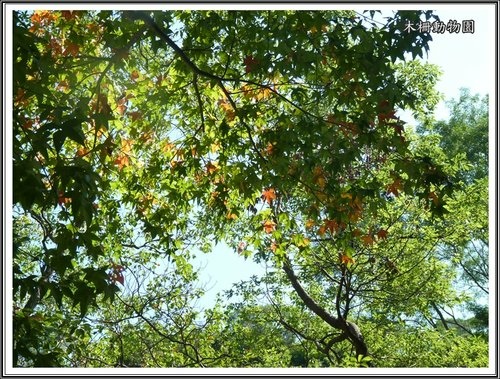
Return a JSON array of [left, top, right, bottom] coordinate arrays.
[[430, 301, 449, 330], [282, 255, 369, 358]]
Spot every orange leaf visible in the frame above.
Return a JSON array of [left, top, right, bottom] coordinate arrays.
[[361, 234, 375, 246], [49, 38, 63, 57], [31, 10, 58, 26], [321, 219, 343, 235], [226, 211, 238, 220], [163, 142, 176, 153], [206, 162, 218, 175], [264, 142, 276, 156], [376, 229, 388, 240], [76, 147, 88, 157], [305, 219, 315, 229], [56, 80, 69, 92], [244, 55, 259, 73], [128, 111, 142, 121], [352, 228, 362, 237], [117, 104, 127, 115], [313, 166, 324, 177], [111, 271, 124, 285], [262, 188, 277, 204], [63, 42, 80, 57], [217, 99, 235, 121], [22, 120, 33, 130], [131, 70, 139, 81], [387, 178, 403, 196], [61, 10, 79, 21], [340, 254, 355, 265], [139, 131, 154, 144], [428, 191, 439, 205], [114, 154, 129, 170], [313, 166, 327, 189], [318, 225, 327, 236], [263, 220, 276, 234], [121, 139, 133, 154], [316, 176, 326, 189]]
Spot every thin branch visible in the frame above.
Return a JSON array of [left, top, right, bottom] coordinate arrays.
[[217, 84, 267, 162], [440, 307, 475, 336], [430, 301, 449, 330], [192, 73, 205, 135]]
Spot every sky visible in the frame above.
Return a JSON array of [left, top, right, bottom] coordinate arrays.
[[193, 4, 497, 309]]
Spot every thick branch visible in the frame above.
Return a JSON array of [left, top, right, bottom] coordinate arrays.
[[430, 301, 449, 330], [282, 255, 369, 358]]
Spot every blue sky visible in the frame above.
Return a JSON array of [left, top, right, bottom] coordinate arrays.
[[194, 4, 496, 309]]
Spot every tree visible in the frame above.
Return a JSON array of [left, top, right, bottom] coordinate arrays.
[[417, 89, 489, 339], [419, 88, 488, 182], [11, 9, 485, 367]]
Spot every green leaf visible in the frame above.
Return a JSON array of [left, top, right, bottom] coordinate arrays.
[[62, 118, 86, 146], [53, 130, 66, 152]]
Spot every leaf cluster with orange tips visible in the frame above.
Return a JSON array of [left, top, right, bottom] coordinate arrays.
[[312, 166, 327, 190], [114, 139, 134, 170], [29, 10, 59, 35], [241, 84, 272, 101], [217, 98, 236, 121], [57, 191, 71, 207]]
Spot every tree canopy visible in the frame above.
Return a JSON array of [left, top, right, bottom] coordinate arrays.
[[11, 9, 489, 369]]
